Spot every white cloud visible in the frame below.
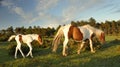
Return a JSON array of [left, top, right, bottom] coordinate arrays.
[[30, 0, 62, 27], [1, 0, 13, 8], [11, 0, 60, 25], [1, 0, 33, 23], [34, 0, 103, 27], [0, 0, 104, 28], [62, 0, 102, 22], [1, 0, 13, 7], [36, 0, 58, 11], [34, 12, 64, 28], [46, 24, 59, 28], [12, 6, 31, 21]]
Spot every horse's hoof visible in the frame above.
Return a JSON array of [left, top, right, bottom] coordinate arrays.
[[52, 50, 56, 53], [26, 56, 28, 57], [77, 52, 80, 55], [63, 54, 67, 56], [22, 56, 25, 58], [15, 57, 17, 59], [91, 51, 96, 53], [77, 51, 80, 54], [31, 56, 33, 58]]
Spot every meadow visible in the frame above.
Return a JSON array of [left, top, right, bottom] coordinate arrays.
[[0, 36, 120, 67]]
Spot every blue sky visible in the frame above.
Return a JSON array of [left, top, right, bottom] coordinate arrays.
[[0, 0, 120, 30]]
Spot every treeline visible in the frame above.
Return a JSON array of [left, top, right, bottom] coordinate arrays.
[[0, 26, 55, 41], [0, 17, 120, 41]]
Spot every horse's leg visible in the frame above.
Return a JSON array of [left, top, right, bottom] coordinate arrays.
[[77, 41, 85, 54], [62, 38, 68, 56], [17, 43, 25, 58], [89, 39, 95, 53], [15, 46, 18, 59], [26, 43, 33, 58]]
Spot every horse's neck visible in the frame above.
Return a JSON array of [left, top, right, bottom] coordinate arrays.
[[84, 25, 101, 35], [95, 29, 103, 37]]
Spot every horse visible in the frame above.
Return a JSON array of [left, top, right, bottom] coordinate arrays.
[[81, 24, 105, 44], [8, 34, 43, 59], [52, 24, 105, 56]]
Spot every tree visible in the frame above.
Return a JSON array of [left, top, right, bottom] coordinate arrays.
[[89, 17, 96, 26], [105, 21, 111, 35], [71, 21, 77, 26], [6, 26, 14, 36], [25, 26, 33, 34], [15, 26, 25, 34], [46, 27, 55, 37], [111, 21, 118, 35]]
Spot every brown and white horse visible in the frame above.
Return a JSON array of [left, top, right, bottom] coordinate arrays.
[[52, 24, 105, 56], [8, 34, 43, 59]]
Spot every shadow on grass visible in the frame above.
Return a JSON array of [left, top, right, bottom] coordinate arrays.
[[82, 55, 120, 67], [100, 39, 120, 51]]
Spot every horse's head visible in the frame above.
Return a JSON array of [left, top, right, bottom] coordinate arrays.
[[37, 34, 43, 45], [99, 32, 105, 44]]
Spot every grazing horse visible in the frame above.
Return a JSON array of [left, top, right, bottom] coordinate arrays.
[[81, 24, 105, 44], [8, 34, 43, 59], [52, 24, 105, 56]]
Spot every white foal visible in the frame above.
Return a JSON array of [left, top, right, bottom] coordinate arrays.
[[8, 34, 43, 59]]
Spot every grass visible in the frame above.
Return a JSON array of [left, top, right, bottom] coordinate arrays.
[[0, 35, 120, 67]]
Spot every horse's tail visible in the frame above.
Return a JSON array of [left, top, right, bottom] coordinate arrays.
[[8, 35, 16, 42], [52, 26, 64, 52]]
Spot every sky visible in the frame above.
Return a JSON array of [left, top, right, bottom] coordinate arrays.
[[0, 0, 120, 30]]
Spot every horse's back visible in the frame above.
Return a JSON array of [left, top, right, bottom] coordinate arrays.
[[15, 34, 33, 43], [23, 35, 33, 43]]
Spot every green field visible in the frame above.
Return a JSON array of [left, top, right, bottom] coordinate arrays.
[[0, 36, 120, 67]]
